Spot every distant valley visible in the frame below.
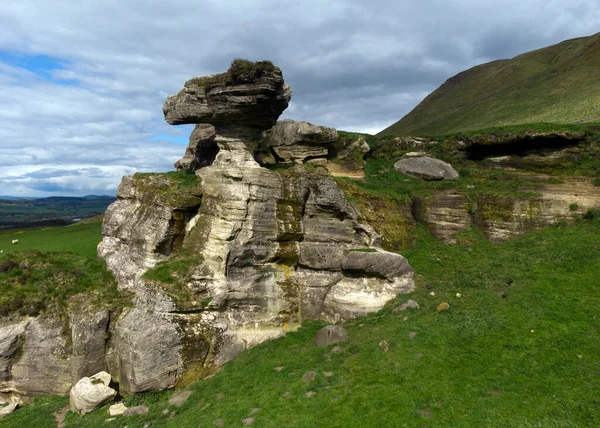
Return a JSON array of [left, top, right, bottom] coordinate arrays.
[[0, 195, 115, 231]]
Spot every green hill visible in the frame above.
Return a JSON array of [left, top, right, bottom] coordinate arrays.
[[380, 32, 600, 136]]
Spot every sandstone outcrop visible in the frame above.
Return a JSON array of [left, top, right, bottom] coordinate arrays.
[[394, 156, 459, 181], [95, 60, 414, 393], [259, 119, 338, 164]]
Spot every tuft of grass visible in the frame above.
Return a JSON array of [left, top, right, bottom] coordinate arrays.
[[0, 250, 128, 316]]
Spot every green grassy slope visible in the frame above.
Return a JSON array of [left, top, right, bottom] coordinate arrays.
[[0, 221, 102, 259], [380, 33, 600, 136], [5, 218, 599, 427]]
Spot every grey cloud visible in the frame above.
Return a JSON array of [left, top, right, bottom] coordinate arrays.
[[0, 0, 598, 195]]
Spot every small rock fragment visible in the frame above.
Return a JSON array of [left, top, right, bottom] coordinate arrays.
[[108, 403, 128, 416], [436, 302, 450, 312], [323, 371, 334, 377], [242, 417, 255, 425], [313, 325, 349, 347], [169, 390, 193, 407], [274, 366, 284, 372], [305, 391, 316, 397], [577, 355, 584, 359], [282, 392, 292, 398], [216, 392, 224, 400], [212, 419, 224, 427], [429, 291, 435, 296], [301, 371, 317, 383], [408, 332, 417, 339], [379, 340, 389, 352], [393, 300, 420, 312], [105, 417, 116, 422], [455, 293, 461, 298], [331, 346, 344, 353], [124, 405, 149, 416], [250, 408, 260, 415]]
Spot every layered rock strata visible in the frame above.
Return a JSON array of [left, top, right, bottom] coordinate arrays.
[[95, 61, 414, 394]]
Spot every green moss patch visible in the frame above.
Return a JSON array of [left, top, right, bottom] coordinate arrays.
[[0, 251, 127, 317]]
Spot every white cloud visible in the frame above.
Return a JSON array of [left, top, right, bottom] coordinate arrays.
[[0, 0, 598, 196]]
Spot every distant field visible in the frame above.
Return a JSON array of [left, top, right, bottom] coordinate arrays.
[[0, 221, 103, 259], [0, 195, 114, 231]]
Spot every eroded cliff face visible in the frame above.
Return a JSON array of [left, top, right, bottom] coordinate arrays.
[[94, 61, 414, 394]]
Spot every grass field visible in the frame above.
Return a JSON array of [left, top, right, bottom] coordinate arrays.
[[381, 33, 600, 135], [0, 221, 102, 259], [3, 216, 599, 427]]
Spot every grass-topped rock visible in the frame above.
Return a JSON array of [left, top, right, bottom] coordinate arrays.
[[0, 250, 125, 317], [163, 58, 291, 129]]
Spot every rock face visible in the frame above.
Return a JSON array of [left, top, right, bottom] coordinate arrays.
[[175, 124, 218, 171], [163, 60, 291, 129], [416, 176, 600, 243], [96, 61, 415, 393], [394, 156, 459, 181], [0, 310, 110, 397], [261, 119, 338, 164], [69, 372, 117, 415]]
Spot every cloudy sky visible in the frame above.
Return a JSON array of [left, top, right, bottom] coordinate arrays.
[[0, 0, 598, 197]]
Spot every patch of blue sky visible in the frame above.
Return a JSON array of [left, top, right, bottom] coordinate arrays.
[[148, 132, 190, 145], [0, 50, 78, 85]]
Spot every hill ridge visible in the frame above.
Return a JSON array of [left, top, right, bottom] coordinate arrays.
[[381, 32, 600, 136]]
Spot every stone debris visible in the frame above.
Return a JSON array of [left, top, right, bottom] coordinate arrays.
[[108, 402, 127, 416], [379, 340, 389, 352], [123, 405, 149, 416], [393, 299, 420, 312], [69, 372, 117, 415], [313, 325, 349, 347], [436, 302, 450, 312], [169, 390, 193, 407], [301, 371, 317, 383], [242, 417, 255, 425]]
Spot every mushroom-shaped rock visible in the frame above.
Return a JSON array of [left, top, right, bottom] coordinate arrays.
[[174, 124, 219, 171], [262, 120, 338, 164], [341, 250, 413, 280], [394, 156, 459, 181], [163, 59, 291, 129], [69, 371, 117, 415]]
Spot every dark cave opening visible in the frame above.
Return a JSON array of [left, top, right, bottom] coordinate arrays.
[[465, 135, 584, 161]]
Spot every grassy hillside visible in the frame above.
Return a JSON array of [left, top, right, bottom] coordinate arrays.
[[4, 217, 599, 427], [381, 33, 600, 136]]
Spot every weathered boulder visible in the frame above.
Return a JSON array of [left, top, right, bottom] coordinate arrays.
[[394, 156, 459, 181], [341, 250, 413, 280], [110, 308, 182, 394], [261, 119, 338, 164], [69, 372, 117, 415], [163, 60, 291, 129], [313, 325, 348, 347], [175, 124, 218, 171]]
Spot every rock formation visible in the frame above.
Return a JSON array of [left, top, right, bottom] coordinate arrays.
[[394, 156, 459, 181], [95, 60, 414, 394]]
